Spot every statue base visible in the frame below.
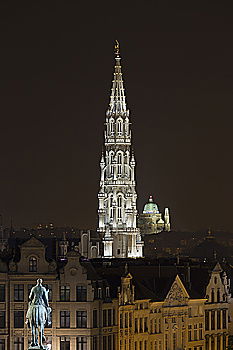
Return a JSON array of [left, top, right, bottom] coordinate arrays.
[[28, 346, 49, 350]]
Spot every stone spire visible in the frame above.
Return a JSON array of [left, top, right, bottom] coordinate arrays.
[[97, 42, 143, 258], [107, 40, 128, 116]]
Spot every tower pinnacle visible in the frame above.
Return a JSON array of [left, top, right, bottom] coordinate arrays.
[[107, 41, 127, 116], [115, 40, 120, 56]]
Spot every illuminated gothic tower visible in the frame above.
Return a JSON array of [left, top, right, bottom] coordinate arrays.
[[97, 42, 143, 258]]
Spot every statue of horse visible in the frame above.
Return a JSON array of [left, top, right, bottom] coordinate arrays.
[[26, 279, 51, 349]]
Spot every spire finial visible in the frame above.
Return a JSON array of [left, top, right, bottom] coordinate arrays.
[[115, 40, 120, 55]]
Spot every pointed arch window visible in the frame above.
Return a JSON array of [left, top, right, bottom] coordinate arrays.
[[109, 118, 114, 135], [29, 257, 37, 272], [109, 152, 114, 175], [109, 196, 113, 219], [117, 119, 123, 135], [117, 152, 123, 175], [125, 151, 129, 176], [117, 195, 123, 219]]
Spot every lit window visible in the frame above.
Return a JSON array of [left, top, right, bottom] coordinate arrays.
[[76, 286, 87, 301], [29, 257, 37, 272], [60, 311, 70, 328], [76, 311, 87, 328], [60, 285, 70, 301], [14, 311, 24, 328], [77, 337, 87, 350], [14, 284, 24, 302], [14, 337, 24, 350], [60, 337, 70, 350]]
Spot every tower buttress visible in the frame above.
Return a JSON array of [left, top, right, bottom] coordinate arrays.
[[97, 42, 143, 258]]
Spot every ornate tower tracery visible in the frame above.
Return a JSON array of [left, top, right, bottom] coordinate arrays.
[[97, 42, 143, 258]]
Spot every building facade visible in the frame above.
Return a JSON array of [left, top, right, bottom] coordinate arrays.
[[97, 42, 143, 258], [0, 235, 232, 350]]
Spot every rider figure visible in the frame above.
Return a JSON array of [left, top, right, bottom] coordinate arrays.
[[26, 279, 51, 348]]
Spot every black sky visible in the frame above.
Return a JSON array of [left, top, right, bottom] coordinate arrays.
[[0, 1, 233, 231]]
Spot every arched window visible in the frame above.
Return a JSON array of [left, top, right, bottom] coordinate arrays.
[[211, 289, 215, 303], [109, 118, 114, 135], [29, 257, 37, 272], [117, 118, 123, 135], [109, 195, 113, 219], [117, 195, 122, 219], [125, 117, 129, 135], [125, 151, 129, 176], [117, 152, 123, 175], [217, 289, 220, 303], [109, 152, 114, 175]]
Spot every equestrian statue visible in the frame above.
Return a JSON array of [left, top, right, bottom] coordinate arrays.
[[26, 279, 51, 349]]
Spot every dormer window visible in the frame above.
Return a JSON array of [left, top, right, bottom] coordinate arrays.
[[29, 257, 37, 272], [98, 287, 102, 299], [106, 287, 110, 298]]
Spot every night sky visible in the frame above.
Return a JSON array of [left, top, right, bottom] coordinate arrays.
[[0, 2, 233, 231]]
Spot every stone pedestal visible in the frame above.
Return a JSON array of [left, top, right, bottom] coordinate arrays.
[[28, 346, 49, 350]]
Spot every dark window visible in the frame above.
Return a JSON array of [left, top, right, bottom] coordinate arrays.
[[113, 308, 115, 326], [60, 337, 70, 350], [60, 286, 70, 301], [139, 318, 143, 333], [108, 335, 113, 350], [120, 313, 123, 329], [205, 311, 209, 331], [108, 309, 112, 326], [14, 337, 24, 350], [60, 311, 70, 328], [217, 310, 221, 329], [144, 317, 148, 332], [125, 313, 128, 328], [14, 311, 24, 328], [0, 339, 5, 350], [211, 289, 215, 303], [93, 337, 97, 350], [0, 285, 5, 302], [0, 311, 6, 328], [135, 318, 138, 333], [93, 310, 98, 328], [223, 309, 227, 329], [103, 310, 107, 327], [217, 335, 221, 350], [103, 336, 107, 350], [76, 286, 87, 301], [211, 311, 215, 330], [29, 257, 37, 272], [76, 311, 87, 328], [188, 325, 192, 341], [217, 289, 220, 303], [77, 337, 87, 350], [14, 284, 24, 302]]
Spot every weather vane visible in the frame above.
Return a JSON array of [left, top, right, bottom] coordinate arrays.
[[115, 40, 120, 55]]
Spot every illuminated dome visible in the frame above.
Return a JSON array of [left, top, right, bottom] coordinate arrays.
[[143, 196, 159, 214]]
